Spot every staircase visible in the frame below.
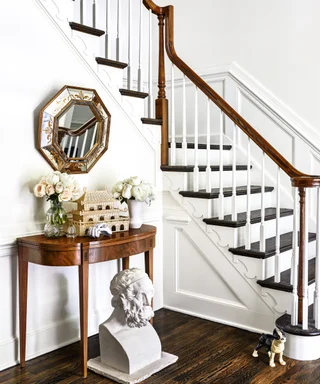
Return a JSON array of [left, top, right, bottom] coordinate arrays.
[[39, 0, 320, 361]]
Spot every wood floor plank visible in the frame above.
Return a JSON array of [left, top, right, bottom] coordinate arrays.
[[1, 309, 320, 383]]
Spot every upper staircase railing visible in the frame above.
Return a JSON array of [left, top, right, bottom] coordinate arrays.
[[68, 0, 320, 333]]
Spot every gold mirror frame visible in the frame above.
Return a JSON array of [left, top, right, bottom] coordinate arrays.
[[38, 85, 111, 174]]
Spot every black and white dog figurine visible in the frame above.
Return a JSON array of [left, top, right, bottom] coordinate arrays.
[[252, 328, 286, 367]]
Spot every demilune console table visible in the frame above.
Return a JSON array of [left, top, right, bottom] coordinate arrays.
[[17, 224, 156, 378]]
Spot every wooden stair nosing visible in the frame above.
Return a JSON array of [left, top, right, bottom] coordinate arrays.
[[257, 257, 315, 293], [69, 22, 105, 37], [229, 231, 316, 259], [141, 118, 163, 125], [204, 208, 293, 228], [179, 185, 274, 200], [169, 142, 232, 150], [119, 89, 149, 99], [276, 304, 320, 336], [95, 57, 128, 69], [161, 165, 251, 172]]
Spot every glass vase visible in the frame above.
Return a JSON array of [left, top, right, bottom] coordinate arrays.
[[44, 200, 67, 238]]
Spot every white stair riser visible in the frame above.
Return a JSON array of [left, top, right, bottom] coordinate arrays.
[[171, 148, 231, 165]]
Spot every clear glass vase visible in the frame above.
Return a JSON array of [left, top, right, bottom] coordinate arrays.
[[44, 199, 67, 238]]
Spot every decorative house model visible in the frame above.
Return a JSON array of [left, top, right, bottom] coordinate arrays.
[[72, 188, 129, 236]]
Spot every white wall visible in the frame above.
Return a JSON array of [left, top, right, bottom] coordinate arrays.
[[0, 0, 162, 371], [156, 0, 320, 145]]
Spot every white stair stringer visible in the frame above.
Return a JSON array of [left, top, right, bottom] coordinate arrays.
[[163, 192, 279, 333], [34, 0, 152, 147]]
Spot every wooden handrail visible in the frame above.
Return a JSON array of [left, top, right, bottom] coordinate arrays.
[[143, 0, 320, 188]]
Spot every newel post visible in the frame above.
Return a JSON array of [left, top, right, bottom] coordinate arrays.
[[298, 187, 306, 324], [156, 13, 168, 166]]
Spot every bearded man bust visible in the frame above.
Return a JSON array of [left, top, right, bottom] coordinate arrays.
[[99, 268, 161, 374]]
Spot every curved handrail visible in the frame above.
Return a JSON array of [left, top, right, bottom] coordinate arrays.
[[143, 1, 320, 188]]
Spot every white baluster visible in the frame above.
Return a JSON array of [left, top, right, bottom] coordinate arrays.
[[127, 0, 132, 89], [193, 87, 199, 192], [72, 136, 80, 158], [260, 152, 266, 252], [116, 0, 120, 61], [182, 74, 187, 165], [314, 187, 320, 328], [275, 167, 281, 283], [148, 10, 153, 116], [291, 188, 299, 326], [138, 0, 143, 91], [218, 110, 224, 219], [67, 136, 74, 157], [80, 130, 89, 157], [231, 123, 237, 221], [90, 124, 98, 149], [61, 135, 68, 151], [80, 0, 83, 24], [303, 189, 309, 330], [92, 0, 96, 28], [170, 63, 176, 165], [206, 98, 211, 193], [245, 137, 251, 248], [105, 0, 110, 58]]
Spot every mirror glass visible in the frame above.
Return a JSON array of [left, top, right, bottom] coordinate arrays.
[[38, 86, 111, 173]]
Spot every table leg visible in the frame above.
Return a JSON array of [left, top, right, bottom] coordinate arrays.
[[79, 261, 89, 378], [18, 250, 28, 368], [122, 257, 130, 270], [145, 249, 154, 324]]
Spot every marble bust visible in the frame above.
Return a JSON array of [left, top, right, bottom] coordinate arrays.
[[99, 268, 162, 374]]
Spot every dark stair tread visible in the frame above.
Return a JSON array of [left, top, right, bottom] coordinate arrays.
[[257, 257, 315, 292], [276, 304, 320, 336], [141, 118, 162, 125], [169, 142, 232, 150], [179, 185, 274, 200], [230, 231, 316, 259], [119, 89, 149, 99], [161, 165, 251, 172], [205, 207, 293, 228], [69, 22, 105, 37], [95, 57, 128, 69]]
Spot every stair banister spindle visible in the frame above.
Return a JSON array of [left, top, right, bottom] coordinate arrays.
[[193, 86, 199, 192], [127, 0, 132, 89], [116, 0, 120, 61], [298, 187, 306, 325], [259, 152, 266, 252], [218, 110, 224, 219], [105, 0, 110, 59], [314, 187, 320, 328], [275, 167, 281, 283], [80, 130, 89, 157], [302, 189, 309, 330], [148, 9, 153, 116], [170, 63, 176, 165], [206, 98, 211, 193], [67, 137, 74, 157], [138, 0, 143, 91], [80, 0, 83, 24], [245, 137, 251, 248], [92, 0, 96, 28], [182, 74, 187, 166], [231, 123, 237, 221], [72, 136, 80, 158], [156, 14, 168, 166], [291, 187, 299, 325]]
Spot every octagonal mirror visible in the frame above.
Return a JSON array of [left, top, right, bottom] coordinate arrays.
[[38, 85, 111, 173]]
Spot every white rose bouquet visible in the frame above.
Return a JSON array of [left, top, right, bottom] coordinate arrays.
[[33, 171, 80, 203], [112, 176, 156, 205]]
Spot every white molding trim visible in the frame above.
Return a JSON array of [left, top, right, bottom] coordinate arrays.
[[0, 244, 17, 258]]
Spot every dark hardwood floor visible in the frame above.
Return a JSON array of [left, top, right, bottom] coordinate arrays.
[[1, 309, 320, 383]]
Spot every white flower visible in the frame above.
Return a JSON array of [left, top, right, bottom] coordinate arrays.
[[46, 172, 60, 185], [46, 184, 55, 196], [131, 185, 146, 202], [60, 173, 74, 187], [112, 181, 123, 194], [113, 191, 121, 199], [34, 183, 46, 197], [122, 184, 133, 199], [72, 185, 80, 197], [55, 182, 64, 194], [58, 188, 72, 202], [129, 176, 141, 186]]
